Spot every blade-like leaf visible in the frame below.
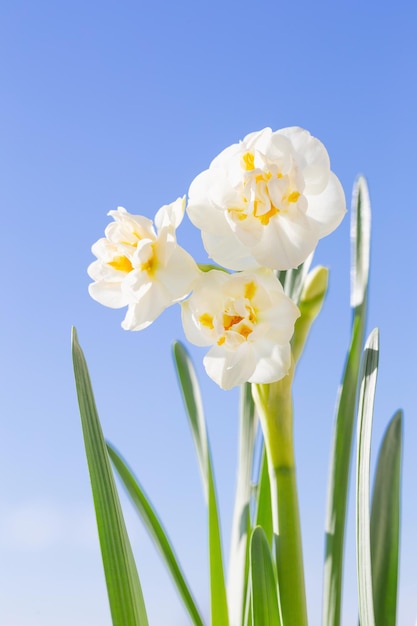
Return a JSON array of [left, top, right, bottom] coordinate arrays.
[[244, 436, 273, 626], [356, 328, 379, 626], [107, 443, 205, 626], [254, 449, 273, 549], [228, 383, 257, 626], [283, 253, 313, 304], [351, 176, 371, 309], [370, 410, 402, 626], [173, 341, 229, 626], [172, 342, 208, 499], [323, 176, 371, 626], [250, 526, 281, 626], [71, 328, 148, 626]]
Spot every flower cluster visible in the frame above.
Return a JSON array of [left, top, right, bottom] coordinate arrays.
[[88, 127, 346, 389]]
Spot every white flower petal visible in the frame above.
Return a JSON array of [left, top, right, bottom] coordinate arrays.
[[278, 127, 331, 194], [88, 202, 199, 330], [187, 127, 346, 270], [181, 299, 216, 347], [121, 281, 169, 331], [181, 268, 299, 389], [156, 246, 200, 300], [154, 197, 186, 232], [202, 231, 259, 270], [88, 281, 130, 309], [249, 341, 291, 384], [307, 171, 347, 237], [204, 343, 256, 390], [251, 211, 319, 270], [106, 209, 155, 243]]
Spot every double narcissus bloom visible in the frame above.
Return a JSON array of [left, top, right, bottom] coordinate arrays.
[[181, 268, 300, 389], [187, 127, 346, 271], [88, 126, 346, 388], [88, 198, 199, 331]]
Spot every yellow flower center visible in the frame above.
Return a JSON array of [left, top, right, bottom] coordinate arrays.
[[108, 255, 133, 273], [197, 281, 259, 347], [141, 256, 155, 274], [229, 152, 302, 226]]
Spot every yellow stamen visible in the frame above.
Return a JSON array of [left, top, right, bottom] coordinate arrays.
[[199, 313, 214, 329], [255, 171, 272, 183], [223, 313, 244, 331], [228, 207, 248, 221], [242, 151, 255, 171], [239, 324, 253, 339], [217, 336, 226, 346], [108, 255, 133, 273], [244, 281, 257, 300], [246, 306, 257, 324], [255, 204, 279, 226], [287, 191, 301, 203], [141, 257, 155, 274]]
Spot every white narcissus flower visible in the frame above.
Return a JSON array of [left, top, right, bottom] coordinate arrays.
[[187, 127, 346, 271], [181, 268, 300, 390], [88, 198, 199, 330]]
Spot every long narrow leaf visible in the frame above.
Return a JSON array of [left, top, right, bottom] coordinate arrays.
[[106, 443, 205, 626], [323, 176, 371, 626], [245, 432, 273, 626], [172, 342, 208, 498], [356, 328, 379, 626], [370, 410, 402, 626], [228, 383, 257, 626], [173, 341, 229, 626], [283, 253, 313, 304], [72, 328, 148, 626], [254, 449, 273, 548], [250, 526, 281, 626]]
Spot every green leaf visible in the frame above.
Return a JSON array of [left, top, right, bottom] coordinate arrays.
[[282, 254, 313, 304], [197, 263, 229, 274], [322, 176, 371, 626], [106, 443, 205, 626], [246, 438, 273, 626], [250, 527, 282, 626], [173, 341, 229, 626], [228, 383, 257, 626], [356, 328, 379, 626], [350, 176, 371, 309], [71, 328, 148, 626], [292, 266, 329, 365], [370, 410, 402, 626], [254, 449, 273, 549]]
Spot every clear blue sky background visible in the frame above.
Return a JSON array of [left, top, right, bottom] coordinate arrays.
[[1, 1, 416, 624]]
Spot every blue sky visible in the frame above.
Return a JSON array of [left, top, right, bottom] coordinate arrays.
[[1, 1, 417, 624]]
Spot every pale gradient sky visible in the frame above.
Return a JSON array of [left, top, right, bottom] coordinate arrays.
[[1, 1, 417, 624]]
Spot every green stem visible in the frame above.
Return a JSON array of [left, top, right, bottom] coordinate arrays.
[[253, 369, 308, 626]]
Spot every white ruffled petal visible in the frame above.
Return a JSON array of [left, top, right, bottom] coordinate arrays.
[[187, 126, 346, 271], [251, 210, 319, 270], [154, 197, 186, 232], [307, 171, 347, 237], [204, 343, 256, 390], [121, 280, 170, 331], [202, 231, 259, 270], [156, 246, 199, 300], [180, 268, 299, 389], [249, 341, 291, 384], [88, 280, 130, 309]]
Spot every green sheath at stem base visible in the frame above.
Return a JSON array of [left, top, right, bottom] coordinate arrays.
[[253, 367, 308, 626]]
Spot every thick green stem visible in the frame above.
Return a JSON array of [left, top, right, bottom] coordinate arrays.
[[253, 370, 308, 626], [271, 464, 306, 626]]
